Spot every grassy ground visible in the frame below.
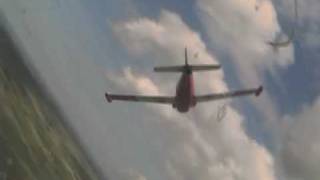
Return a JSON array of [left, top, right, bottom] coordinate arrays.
[[0, 18, 101, 180]]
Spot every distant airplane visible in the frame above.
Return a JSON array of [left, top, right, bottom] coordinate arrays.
[[105, 48, 263, 113], [267, 0, 298, 52], [267, 29, 295, 52]]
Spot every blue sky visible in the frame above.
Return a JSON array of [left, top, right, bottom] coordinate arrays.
[[1, 0, 320, 179]]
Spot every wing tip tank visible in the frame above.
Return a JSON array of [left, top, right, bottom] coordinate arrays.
[[105, 92, 113, 102], [255, 86, 263, 96]]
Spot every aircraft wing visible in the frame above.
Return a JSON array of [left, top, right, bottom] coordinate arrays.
[[105, 93, 174, 104], [195, 86, 263, 103]]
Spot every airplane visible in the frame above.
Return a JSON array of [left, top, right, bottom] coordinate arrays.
[[105, 48, 263, 113], [267, 29, 295, 52], [267, 0, 297, 52]]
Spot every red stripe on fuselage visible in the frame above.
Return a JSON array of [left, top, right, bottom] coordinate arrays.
[[174, 72, 195, 113]]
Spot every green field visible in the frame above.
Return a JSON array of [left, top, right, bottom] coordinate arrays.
[[0, 22, 100, 180]]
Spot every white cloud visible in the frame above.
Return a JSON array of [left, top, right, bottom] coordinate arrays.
[[113, 11, 228, 93], [112, 1, 320, 180], [195, 2, 320, 180], [277, 97, 320, 180], [274, 0, 320, 48], [197, 0, 294, 70], [111, 10, 276, 180], [196, 0, 296, 129]]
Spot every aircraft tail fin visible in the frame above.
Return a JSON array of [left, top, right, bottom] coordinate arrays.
[[154, 47, 221, 73], [185, 47, 188, 66]]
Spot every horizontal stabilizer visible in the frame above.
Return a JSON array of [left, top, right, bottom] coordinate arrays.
[[189, 65, 221, 71], [154, 66, 185, 72], [154, 64, 221, 73]]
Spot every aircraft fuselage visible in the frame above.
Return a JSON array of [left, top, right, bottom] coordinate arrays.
[[173, 67, 196, 113]]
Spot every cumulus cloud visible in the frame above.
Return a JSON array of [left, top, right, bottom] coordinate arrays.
[[274, 0, 320, 48], [274, 0, 320, 96], [195, 2, 320, 180], [113, 10, 229, 94], [196, 0, 296, 128], [111, 10, 276, 180], [197, 0, 294, 70], [277, 97, 320, 180]]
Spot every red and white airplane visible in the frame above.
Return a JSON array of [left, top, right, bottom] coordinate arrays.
[[105, 48, 263, 113]]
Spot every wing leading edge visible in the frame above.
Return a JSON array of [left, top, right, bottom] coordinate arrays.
[[105, 93, 174, 104], [195, 86, 263, 103]]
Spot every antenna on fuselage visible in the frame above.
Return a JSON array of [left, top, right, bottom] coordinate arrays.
[[185, 47, 188, 66]]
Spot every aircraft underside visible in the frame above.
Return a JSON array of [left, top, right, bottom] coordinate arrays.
[[105, 48, 263, 113]]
